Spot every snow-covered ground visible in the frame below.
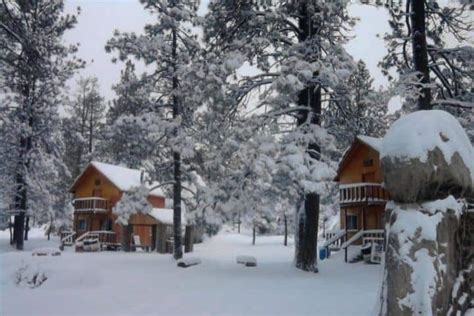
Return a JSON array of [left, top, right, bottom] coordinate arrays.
[[0, 228, 382, 316]]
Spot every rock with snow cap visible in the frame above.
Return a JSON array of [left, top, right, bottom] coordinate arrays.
[[381, 110, 474, 203]]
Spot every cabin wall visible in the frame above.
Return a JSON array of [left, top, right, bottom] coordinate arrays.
[[340, 205, 385, 231], [338, 145, 383, 185]]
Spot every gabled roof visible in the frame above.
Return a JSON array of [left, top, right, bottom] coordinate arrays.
[[334, 135, 382, 181], [70, 161, 165, 198]]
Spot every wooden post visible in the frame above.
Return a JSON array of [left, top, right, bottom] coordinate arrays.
[[121, 224, 132, 252], [184, 225, 194, 253], [283, 214, 288, 246], [344, 208, 348, 263], [155, 223, 167, 254]]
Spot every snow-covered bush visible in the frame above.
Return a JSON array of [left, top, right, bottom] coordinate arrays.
[[14, 262, 47, 289]]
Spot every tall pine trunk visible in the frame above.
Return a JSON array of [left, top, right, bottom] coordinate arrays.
[[294, 3, 321, 272], [410, 0, 432, 110], [171, 25, 183, 260], [283, 213, 288, 246], [24, 216, 29, 240]]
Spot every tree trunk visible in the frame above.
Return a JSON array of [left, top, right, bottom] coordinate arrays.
[[184, 225, 194, 253], [13, 156, 27, 250], [9, 222, 13, 245], [284, 213, 288, 246], [155, 223, 167, 254], [294, 3, 321, 272], [24, 216, 29, 240], [410, 0, 432, 110], [238, 212, 241, 234], [89, 95, 93, 153], [171, 25, 183, 260], [252, 224, 256, 246], [121, 224, 132, 252]]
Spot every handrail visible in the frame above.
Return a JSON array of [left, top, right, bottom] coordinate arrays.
[[341, 230, 365, 249], [341, 229, 384, 249], [73, 197, 107, 202], [322, 230, 346, 247], [60, 231, 76, 243], [339, 182, 382, 189]]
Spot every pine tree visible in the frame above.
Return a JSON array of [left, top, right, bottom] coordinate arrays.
[[381, 1, 472, 112], [324, 60, 390, 150], [106, 0, 201, 260], [63, 76, 106, 179], [0, 0, 83, 249], [204, 1, 354, 271]]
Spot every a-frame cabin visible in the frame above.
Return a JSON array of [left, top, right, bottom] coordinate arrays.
[[326, 136, 389, 262]]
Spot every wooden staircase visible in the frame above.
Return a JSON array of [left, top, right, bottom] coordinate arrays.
[[341, 229, 385, 263]]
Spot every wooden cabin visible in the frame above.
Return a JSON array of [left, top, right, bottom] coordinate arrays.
[[68, 161, 187, 253], [329, 136, 389, 262]]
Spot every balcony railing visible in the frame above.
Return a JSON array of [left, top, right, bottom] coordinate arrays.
[[73, 197, 110, 212], [339, 183, 389, 206]]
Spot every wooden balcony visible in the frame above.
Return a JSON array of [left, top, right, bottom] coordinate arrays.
[[339, 183, 389, 206], [73, 197, 110, 213]]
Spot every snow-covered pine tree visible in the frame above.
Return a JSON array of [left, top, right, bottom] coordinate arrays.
[[106, 0, 201, 260], [381, 0, 473, 114], [324, 60, 391, 151], [63, 76, 106, 179], [204, 0, 354, 271], [0, 0, 83, 249], [106, 61, 154, 124]]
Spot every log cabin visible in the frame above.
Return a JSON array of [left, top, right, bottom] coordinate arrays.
[[329, 136, 390, 262], [67, 161, 187, 253]]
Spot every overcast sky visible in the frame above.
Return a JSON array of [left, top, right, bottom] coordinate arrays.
[[64, 1, 393, 104]]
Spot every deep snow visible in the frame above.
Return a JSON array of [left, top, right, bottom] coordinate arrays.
[[0, 228, 382, 316]]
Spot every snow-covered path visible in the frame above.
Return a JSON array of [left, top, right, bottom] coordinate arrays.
[[0, 230, 382, 316]]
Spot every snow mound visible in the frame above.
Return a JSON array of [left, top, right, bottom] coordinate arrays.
[[32, 247, 61, 256], [381, 110, 474, 180], [236, 255, 257, 267], [177, 257, 201, 268]]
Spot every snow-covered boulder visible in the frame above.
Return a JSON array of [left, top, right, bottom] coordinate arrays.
[[32, 247, 61, 256], [236, 255, 257, 267], [378, 197, 464, 315], [381, 110, 474, 203]]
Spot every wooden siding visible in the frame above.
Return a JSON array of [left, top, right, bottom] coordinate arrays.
[[337, 144, 383, 185]]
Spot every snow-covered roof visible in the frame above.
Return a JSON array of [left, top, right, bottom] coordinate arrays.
[[149, 208, 187, 225], [71, 161, 165, 198], [356, 135, 382, 153]]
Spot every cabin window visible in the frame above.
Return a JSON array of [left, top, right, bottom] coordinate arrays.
[[363, 158, 373, 167], [78, 219, 87, 230], [346, 215, 358, 230], [95, 179, 101, 186]]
